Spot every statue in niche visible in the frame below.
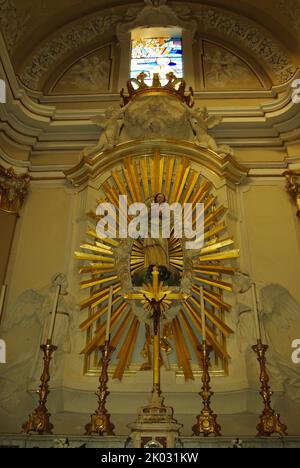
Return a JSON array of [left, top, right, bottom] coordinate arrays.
[[0, 274, 77, 412], [83, 107, 124, 157], [132, 193, 181, 287], [233, 273, 300, 402]]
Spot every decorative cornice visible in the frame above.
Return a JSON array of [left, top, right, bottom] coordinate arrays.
[[64, 140, 248, 188]]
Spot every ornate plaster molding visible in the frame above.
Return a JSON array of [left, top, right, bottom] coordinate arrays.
[[19, 10, 122, 90], [173, 2, 296, 84], [64, 140, 248, 188], [17, 2, 296, 91]]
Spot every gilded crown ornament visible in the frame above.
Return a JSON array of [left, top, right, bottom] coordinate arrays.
[[120, 72, 194, 108]]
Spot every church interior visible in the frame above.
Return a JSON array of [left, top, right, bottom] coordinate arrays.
[[0, 0, 300, 449]]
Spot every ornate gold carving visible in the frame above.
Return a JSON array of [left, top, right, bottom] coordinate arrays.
[[284, 170, 300, 217], [252, 339, 288, 437], [192, 342, 222, 437], [22, 340, 57, 435], [120, 73, 194, 108], [85, 341, 115, 436], [0, 166, 30, 214]]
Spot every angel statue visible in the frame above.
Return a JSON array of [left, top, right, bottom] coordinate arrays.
[[83, 107, 124, 157], [259, 284, 300, 402], [232, 271, 257, 354], [0, 274, 77, 412], [189, 107, 221, 152], [232, 274, 300, 402]]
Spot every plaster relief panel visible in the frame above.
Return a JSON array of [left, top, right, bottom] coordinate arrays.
[[202, 42, 264, 90], [51, 45, 113, 94]]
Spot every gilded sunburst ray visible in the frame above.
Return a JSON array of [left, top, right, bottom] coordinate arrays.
[[75, 152, 239, 380]]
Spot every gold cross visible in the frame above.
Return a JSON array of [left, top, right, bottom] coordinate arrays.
[[123, 266, 189, 304]]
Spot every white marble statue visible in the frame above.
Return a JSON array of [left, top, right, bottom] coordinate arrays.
[[232, 273, 300, 402], [0, 274, 77, 412], [260, 284, 300, 402], [232, 272, 257, 354], [189, 107, 221, 152], [189, 106, 235, 156], [83, 107, 124, 156]]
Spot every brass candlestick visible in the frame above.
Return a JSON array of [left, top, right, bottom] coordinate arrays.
[[22, 340, 57, 434], [85, 340, 115, 436], [192, 341, 222, 437], [252, 339, 288, 437]]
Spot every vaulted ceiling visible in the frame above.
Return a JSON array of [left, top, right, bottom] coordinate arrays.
[[1, 0, 300, 92], [0, 0, 300, 174]]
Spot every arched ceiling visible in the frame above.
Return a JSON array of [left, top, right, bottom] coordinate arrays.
[[0, 0, 300, 175], [1, 0, 300, 92]]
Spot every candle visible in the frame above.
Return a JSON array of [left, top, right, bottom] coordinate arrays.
[[0, 285, 7, 324], [200, 285, 206, 342], [47, 284, 61, 342], [106, 286, 113, 342], [251, 283, 261, 341]]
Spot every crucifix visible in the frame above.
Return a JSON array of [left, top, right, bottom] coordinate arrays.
[[124, 266, 188, 398]]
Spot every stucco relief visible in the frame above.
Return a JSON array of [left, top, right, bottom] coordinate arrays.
[[278, 0, 300, 35], [0, 0, 31, 51], [203, 43, 262, 89], [20, 12, 121, 90], [17, 2, 296, 90], [174, 3, 296, 83], [53, 50, 111, 94]]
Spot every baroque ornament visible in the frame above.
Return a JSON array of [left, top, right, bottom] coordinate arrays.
[[173, 3, 296, 83], [0, 0, 31, 51], [284, 170, 300, 216], [278, 0, 300, 35], [20, 11, 122, 90]]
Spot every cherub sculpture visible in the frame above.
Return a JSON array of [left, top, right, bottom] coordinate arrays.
[[83, 107, 124, 157], [189, 107, 222, 152]]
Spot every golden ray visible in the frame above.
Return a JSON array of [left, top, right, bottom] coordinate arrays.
[[76, 152, 238, 380], [113, 318, 140, 380]]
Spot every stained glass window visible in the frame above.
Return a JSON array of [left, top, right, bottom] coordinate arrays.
[[130, 36, 183, 85]]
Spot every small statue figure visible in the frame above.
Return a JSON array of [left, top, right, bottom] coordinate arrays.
[[143, 294, 167, 335], [189, 107, 222, 152], [83, 107, 124, 157]]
